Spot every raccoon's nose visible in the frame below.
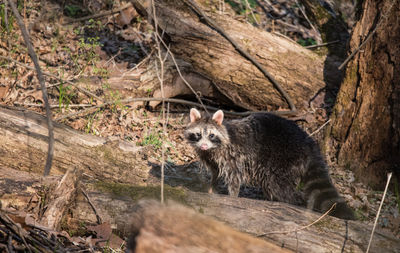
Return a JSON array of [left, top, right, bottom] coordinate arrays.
[[200, 144, 209, 150]]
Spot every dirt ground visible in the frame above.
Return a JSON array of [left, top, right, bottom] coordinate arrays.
[[0, 0, 398, 250]]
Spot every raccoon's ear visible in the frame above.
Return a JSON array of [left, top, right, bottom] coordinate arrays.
[[212, 110, 224, 125], [190, 108, 202, 123]]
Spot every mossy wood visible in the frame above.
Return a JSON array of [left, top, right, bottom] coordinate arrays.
[[325, 0, 400, 187], [299, 0, 350, 58], [1, 167, 399, 253], [0, 106, 150, 184], [129, 0, 331, 111]]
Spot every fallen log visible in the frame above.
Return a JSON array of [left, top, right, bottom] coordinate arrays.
[[1, 167, 398, 253], [130, 0, 333, 111], [0, 106, 150, 184]]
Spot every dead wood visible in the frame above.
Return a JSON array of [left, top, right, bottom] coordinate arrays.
[[130, 0, 329, 111], [1, 167, 398, 253], [0, 106, 151, 184], [39, 169, 80, 230]]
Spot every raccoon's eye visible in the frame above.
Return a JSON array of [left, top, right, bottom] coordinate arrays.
[[188, 133, 201, 141], [209, 133, 215, 139]]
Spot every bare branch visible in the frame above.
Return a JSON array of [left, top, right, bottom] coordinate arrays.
[[54, 97, 298, 122], [62, 3, 132, 25], [8, 0, 54, 176]]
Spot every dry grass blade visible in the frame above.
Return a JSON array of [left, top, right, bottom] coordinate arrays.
[[151, 0, 166, 203], [257, 203, 337, 236], [366, 172, 393, 253]]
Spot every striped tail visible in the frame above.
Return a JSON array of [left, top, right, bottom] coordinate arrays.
[[303, 158, 355, 220]]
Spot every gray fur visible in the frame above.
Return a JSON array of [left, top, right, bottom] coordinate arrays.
[[185, 109, 355, 220]]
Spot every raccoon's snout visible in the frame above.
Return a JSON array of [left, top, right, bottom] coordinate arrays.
[[200, 144, 209, 150]]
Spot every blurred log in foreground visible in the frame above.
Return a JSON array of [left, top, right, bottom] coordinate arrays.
[[126, 200, 292, 253]]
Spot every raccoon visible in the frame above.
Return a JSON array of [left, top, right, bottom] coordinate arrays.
[[184, 108, 355, 220]]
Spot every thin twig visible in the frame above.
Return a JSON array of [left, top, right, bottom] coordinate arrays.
[[184, 0, 296, 112], [338, 1, 395, 70], [338, 29, 375, 70], [81, 189, 103, 225], [54, 97, 298, 121], [154, 32, 209, 115], [243, 0, 259, 25], [257, 203, 337, 236], [272, 31, 298, 44], [0, 55, 104, 102], [305, 40, 340, 49], [0, 212, 32, 253], [295, 0, 321, 43], [310, 119, 331, 136], [15, 224, 31, 253], [62, 3, 132, 25], [122, 49, 154, 74], [7, 234, 13, 253], [8, 0, 54, 177], [366, 172, 392, 253], [14, 102, 94, 108], [151, 0, 166, 204], [4, 0, 8, 32]]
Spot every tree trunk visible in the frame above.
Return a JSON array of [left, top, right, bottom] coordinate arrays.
[[0, 106, 150, 184], [130, 0, 331, 111], [326, 0, 400, 187], [1, 167, 399, 253]]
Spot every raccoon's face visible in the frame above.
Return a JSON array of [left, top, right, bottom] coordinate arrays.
[[184, 108, 228, 151], [185, 125, 223, 151]]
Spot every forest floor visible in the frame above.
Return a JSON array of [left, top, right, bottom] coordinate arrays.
[[0, 0, 399, 251]]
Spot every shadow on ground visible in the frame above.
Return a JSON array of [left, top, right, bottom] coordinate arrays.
[[148, 161, 266, 200]]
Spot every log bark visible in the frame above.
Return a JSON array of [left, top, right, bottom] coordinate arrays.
[[0, 106, 150, 184], [325, 0, 400, 187], [1, 167, 399, 253], [130, 0, 330, 111]]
